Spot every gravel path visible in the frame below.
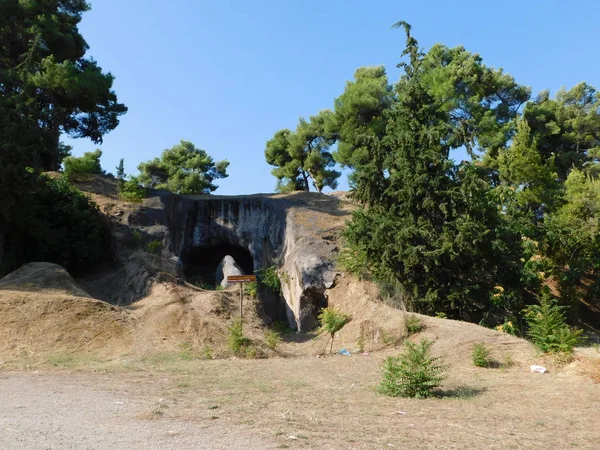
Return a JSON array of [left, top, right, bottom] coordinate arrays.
[[0, 371, 273, 450]]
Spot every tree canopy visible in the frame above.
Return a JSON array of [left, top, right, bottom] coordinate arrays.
[[265, 110, 340, 192], [0, 1, 124, 276], [137, 140, 229, 194]]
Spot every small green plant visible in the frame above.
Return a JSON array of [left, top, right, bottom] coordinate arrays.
[[256, 266, 281, 294], [227, 319, 250, 355], [264, 330, 282, 350], [318, 307, 351, 354], [405, 314, 424, 335], [146, 240, 163, 254], [381, 329, 399, 347], [131, 229, 143, 245], [435, 312, 447, 319], [244, 281, 258, 298], [244, 346, 258, 359], [357, 333, 366, 353], [592, 343, 600, 353], [379, 338, 446, 398], [178, 342, 194, 360], [202, 345, 213, 359], [471, 342, 493, 368], [503, 353, 515, 367], [525, 291, 584, 354]]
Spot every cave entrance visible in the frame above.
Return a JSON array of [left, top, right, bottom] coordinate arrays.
[[182, 243, 254, 287]]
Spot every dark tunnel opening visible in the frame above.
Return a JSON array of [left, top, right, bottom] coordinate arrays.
[[182, 243, 254, 287]]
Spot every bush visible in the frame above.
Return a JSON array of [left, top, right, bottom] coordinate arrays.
[[63, 149, 104, 180], [264, 330, 281, 350], [525, 292, 584, 354], [146, 240, 162, 255], [318, 307, 351, 354], [119, 178, 145, 202], [405, 314, 424, 334], [244, 281, 258, 298], [379, 339, 446, 398], [2, 172, 112, 276], [256, 266, 281, 294], [471, 342, 493, 367], [227, 319, 250, 355]]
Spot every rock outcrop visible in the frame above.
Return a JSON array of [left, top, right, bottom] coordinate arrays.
[[155, 191, 350, 331], [216, 255, 245, 288]]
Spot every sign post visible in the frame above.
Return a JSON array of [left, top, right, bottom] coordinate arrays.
[[226, 275, 256, 331]]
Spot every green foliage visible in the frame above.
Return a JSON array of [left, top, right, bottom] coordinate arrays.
[[264, 330, 282, 350], [115, 158, 125, 190], [336, 24, 534, 322], [256, 266, 281, 294], [525, 291, 584, 354], [471, 342, 493, 367], [63, 149, 105, 180], [2, 172, 112, 275], [318, 307, 350, 354], [146, 240, 163, 255], [227, 319, 251, 355], [244, 282, 258, 298], [405, 315, 424, 335], [119, 177, 145, 202], [265, 110, 340, 192], [137, 140, 229, 194], [379, 339, 446, 398]]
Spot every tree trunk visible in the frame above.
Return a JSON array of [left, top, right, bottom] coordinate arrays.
[[301, 171, 310, 191]]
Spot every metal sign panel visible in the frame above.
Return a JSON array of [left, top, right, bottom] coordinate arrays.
[[226, 275, 256, 283]]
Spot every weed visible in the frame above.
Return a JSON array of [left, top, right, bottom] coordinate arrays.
[[357, 333, 365, 353], [379, 338, 446, 398], [318, 307, 350, 354], [227, 319, 250, 355], [256, 266, 281, 294], [381, 329, 399, 347], [405, 314, 424, 335], [244, 281, 258, 298], [131, 229, 142, 246], [471, 342, 493, 368], [591, 343, 600, 353], [146, 240, 162, 255], [202, 345, 213, 359], [265, 330, 282, 350], [503, 353, 515, 368], [244, 346, 258, 359]]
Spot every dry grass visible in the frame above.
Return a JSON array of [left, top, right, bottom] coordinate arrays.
[[9, 351, 597, 449]]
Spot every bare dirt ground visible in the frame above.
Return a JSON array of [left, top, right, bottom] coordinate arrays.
[[1, 353, 599, 450]]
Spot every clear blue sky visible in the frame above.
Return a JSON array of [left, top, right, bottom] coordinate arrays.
[[65, 0, 600, 195]]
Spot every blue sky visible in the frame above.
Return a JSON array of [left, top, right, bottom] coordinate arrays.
[[65, 0, 600, 195]]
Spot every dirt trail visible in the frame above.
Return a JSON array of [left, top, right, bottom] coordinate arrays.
[[0, 371, 273, 450]]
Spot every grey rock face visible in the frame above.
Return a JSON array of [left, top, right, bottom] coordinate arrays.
[[159, 192, 343, 331], [215, 255, 244, 288]]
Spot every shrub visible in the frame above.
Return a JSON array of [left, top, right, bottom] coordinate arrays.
[[63, 149, 104, 180], [318, 307, 351, 354], [244, 281, 258, 298], [405, 314, 424, 334], [146, 240, 163, 255], [119, 177, 145, 202], [227, 319, 250, 355], [471, 342, 493, 367], [2, 172, 112, 276], [256, 266, 281, 294], [379, 339, 446, 398], [264, 330, 281, 350], [525, 292, 584, 354]]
